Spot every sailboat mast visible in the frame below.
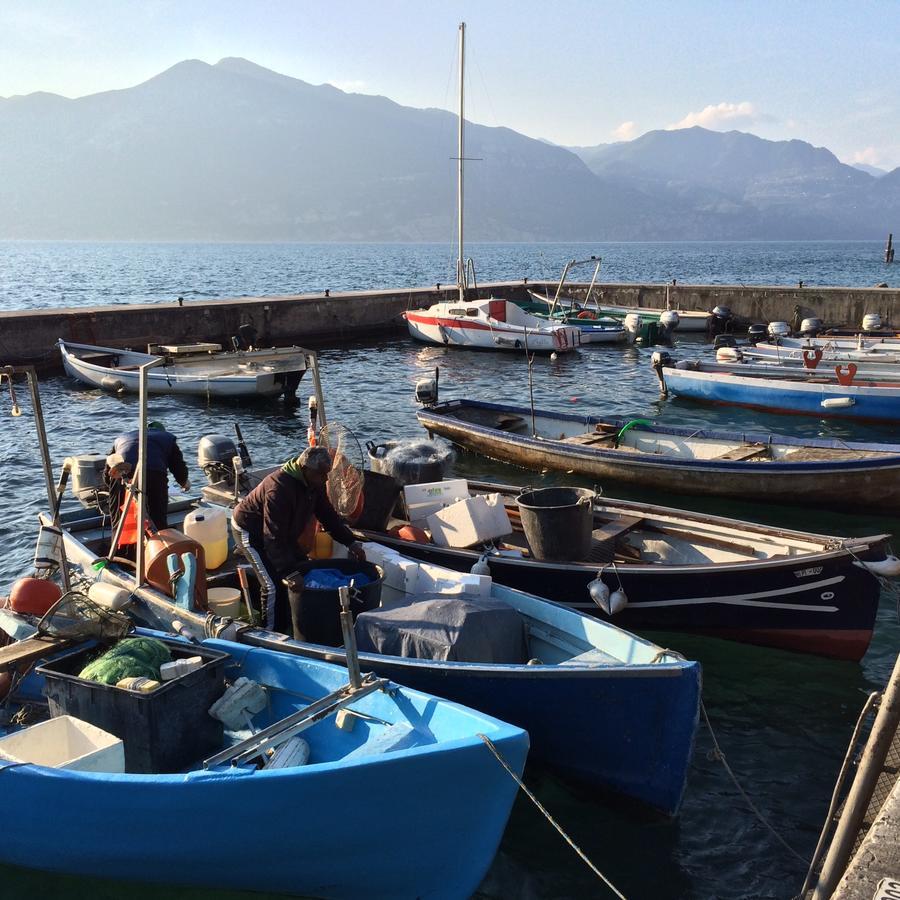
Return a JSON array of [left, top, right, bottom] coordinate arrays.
[[457, 21, 466, 303]]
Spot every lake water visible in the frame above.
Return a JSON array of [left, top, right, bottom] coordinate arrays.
[[1, 241, 898, 899]]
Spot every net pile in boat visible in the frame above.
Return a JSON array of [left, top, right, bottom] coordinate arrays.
[[37, 591, 134, 643]]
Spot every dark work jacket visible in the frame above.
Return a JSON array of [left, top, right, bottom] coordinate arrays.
[[232, 469, 356, 577], [112, 429, 188, 483]]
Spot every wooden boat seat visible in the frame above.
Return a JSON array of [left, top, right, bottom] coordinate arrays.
[[562, 432, 616, 446], [713, 444, 769, 461], [77, 352, 118, 366], [587, 516, 645, 562], [0, 634, 73, 671], [592, 515, 644, 543]]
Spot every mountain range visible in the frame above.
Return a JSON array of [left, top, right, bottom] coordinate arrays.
[[0, 57, 897, 242]]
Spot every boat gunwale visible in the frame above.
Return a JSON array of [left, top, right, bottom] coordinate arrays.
[[419, 398, 900, 468]]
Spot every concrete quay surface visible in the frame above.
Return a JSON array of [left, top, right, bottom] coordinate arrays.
[[1, 280, 899, 368], [832, 775, 900, 899]]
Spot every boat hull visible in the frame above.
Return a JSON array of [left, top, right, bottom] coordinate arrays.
[[58, 340, 306, 398], [405, 311, 578, 353], [662, 365, 900, 422], [417, 399, 900, 511], [1, 639, 527, 899], [248, 631, 700, 816], [363, 533, 881, 661]]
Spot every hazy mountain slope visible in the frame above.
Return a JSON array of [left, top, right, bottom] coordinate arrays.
[[0, 61, 897, 240]]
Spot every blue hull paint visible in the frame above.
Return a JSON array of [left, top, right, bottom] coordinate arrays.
[[663, 368, 900, 422], [365, 657, 701, 816], [2, 636, 528, 899]]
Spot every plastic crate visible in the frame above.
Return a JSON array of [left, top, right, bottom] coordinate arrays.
[[36, 638, 228, 774]]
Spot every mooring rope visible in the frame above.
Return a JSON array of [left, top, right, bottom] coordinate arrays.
[[477, 733, 627, 899], [699, 699, 811, 867]]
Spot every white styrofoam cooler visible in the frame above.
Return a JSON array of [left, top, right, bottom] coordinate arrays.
[[403, 479, 470, 524], [426, 494, 512, 549], [0, 715, 125, 772], [364, 542, 492, 601]]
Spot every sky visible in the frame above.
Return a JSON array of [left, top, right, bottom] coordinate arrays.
[[1, 0, 898, 170]]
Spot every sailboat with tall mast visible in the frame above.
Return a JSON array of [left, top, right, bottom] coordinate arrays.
[[404, 23, 581, 354]]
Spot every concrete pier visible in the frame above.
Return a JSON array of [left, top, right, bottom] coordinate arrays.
[[1, 281, 898, 368]]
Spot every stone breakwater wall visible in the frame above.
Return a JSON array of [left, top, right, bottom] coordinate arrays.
[[1, 281, 898, 368]]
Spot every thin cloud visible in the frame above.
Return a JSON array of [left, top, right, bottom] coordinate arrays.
[[852, 147, 882, 166], [668, 101, 761, 131], [612, 121, 638, 141]]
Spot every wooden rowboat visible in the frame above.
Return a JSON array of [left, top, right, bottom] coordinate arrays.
[[415, 397, 900, 511]]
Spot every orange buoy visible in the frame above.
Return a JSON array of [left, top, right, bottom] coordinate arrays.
[[389, 525, 430, 544], [577, 310, 597, 320], [9, 577, 62, 616]]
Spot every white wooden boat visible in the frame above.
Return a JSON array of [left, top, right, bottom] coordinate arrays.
[[594, 303, 711, 332], [405, 298, 581, 352], [58, 339, 316, 399], [744, 337, 900, 367]]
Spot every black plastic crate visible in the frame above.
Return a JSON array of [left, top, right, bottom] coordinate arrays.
[[36, 638, 228, 774]]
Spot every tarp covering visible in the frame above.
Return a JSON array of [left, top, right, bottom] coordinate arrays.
[[354, 594, 527, 663]]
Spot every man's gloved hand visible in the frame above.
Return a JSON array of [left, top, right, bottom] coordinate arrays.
[[180, 478, 192, 492], [347, 540, 366, 562]]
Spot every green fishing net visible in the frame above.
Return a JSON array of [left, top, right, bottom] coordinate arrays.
[[78, 637, 172, 685]]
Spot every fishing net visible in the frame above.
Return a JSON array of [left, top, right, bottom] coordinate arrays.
[[375, 439, 454, 483], [37, 590, 134, 643], [319, 423, 364, 519]]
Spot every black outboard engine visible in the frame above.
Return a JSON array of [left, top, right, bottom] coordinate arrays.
[[747, 324, 768, 345], [234, 324, 258, 351], [713, 334, 738, 350], [198, 434, 240, 486], [708, 305, 734, 337]]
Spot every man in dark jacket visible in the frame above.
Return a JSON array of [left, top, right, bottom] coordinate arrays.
[[105, 421, 190, 534], [231, 445, 365, 633]]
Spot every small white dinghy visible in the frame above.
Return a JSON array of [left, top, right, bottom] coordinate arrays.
[[58, 339, 317, 399]]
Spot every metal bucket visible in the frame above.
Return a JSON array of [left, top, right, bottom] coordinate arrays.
[[516, 487, 595, 562]]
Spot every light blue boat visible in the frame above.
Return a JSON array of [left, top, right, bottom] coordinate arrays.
[[57, 512, 702, 817], [655, 355, 900, 422], [0, 631, 528, 899]]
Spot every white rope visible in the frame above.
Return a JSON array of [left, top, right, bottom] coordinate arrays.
[[699, 699, 811, 867], [477, 733, 627, 899]]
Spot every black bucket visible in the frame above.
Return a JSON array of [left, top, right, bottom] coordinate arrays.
[[516, 487, 595, 562], [352, 470, 401, 530], [284, 559, 383, 646]]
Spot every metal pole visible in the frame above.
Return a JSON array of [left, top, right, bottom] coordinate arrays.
[[309, 352, 327, 432], [338, 585, 362, 690], [135, 357, 163, 588], [548, 260, 573, 317], [813, 652, 900, 899], [584, 259, 602, 309], [457, 21, 466, 304]]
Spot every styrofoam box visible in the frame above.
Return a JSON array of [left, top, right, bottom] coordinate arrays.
[[403, 479, 470, 524], [417, 562, 491, 598], [0, 715, 125, 772], [426, 493, 512, 549]]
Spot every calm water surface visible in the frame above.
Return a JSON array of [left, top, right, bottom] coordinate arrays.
[[1, 242, 898, 899]]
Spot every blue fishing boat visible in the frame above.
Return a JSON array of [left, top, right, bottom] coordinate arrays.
[[0, 627, 527, 898], [653, 352, 900, 423], [55, 512, 701, 817]]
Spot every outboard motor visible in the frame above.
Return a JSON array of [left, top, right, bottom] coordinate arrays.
[[747, 324, 768, 345], [799, 317, 823, 337], [713, 334, 738, 350], [236, 324, 258, 350], [64, 453, 108, 508], [414, 367, 440, 407], [862, 313, 883, 333], [715, 346, 743, 364], [658, 309, 680, 339], [198, 434, 240, 486], [767, 321, 792, 340], [708, 305, 734, 337], [623, 313, 643, 344]]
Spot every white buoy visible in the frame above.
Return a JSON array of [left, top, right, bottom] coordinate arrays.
[[607, 589, 629, 616], [587, 576, 611, 614]]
